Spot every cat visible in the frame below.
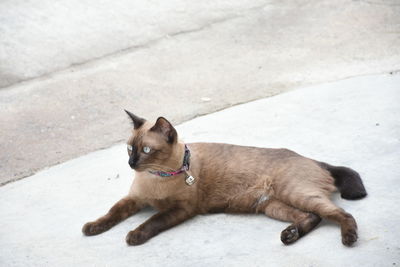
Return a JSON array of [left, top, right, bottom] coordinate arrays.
[[82, 110, 367, 246]]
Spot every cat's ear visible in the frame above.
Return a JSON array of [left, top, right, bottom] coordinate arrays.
[[124, 110, 145, 129], [150, 117, 177, 144]]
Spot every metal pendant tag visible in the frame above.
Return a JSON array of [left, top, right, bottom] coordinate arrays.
[[185, 174, 195, 186]]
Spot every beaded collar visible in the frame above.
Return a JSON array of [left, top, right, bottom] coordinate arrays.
[[148, 145, 191, 177]]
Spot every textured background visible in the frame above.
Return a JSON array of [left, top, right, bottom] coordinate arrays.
[[1, 0, 400, 184]]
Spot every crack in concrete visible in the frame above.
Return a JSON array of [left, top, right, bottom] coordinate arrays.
[[0, 2, 271, 90]]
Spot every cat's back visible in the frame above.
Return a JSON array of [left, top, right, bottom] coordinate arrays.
[[187, 142, 309, 181], [188, 142, 327, 183], [188, 142, 301, 165]]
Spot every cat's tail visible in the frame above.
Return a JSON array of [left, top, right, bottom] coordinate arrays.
[[319, 162, 367, 200]]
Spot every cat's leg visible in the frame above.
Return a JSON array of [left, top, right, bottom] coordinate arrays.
[[285, 194, 358, 246], [82, 196, 142, 236], [264, 199, 321, 245], [126, 207, 194, 246], [280, 213, 321, 245]]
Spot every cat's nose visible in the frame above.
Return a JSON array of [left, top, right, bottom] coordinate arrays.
[[128, 157, 137, 169]]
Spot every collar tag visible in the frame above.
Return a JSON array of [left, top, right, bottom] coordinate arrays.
[[185, 174, 195, 186]]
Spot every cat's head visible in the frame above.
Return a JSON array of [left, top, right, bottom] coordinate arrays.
[[124, 110, 180, 172]]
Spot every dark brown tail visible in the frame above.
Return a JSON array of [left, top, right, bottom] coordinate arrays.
[[319, 162, 367, 200]]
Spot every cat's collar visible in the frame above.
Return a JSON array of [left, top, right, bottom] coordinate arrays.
[[148, 144, 191, 178]]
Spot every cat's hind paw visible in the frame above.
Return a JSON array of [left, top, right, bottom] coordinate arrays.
[[280, 225, 300, 245], [341, 227, 358, 246]]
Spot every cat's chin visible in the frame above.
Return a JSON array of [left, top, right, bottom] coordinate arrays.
[[131, 166, 148, 172]]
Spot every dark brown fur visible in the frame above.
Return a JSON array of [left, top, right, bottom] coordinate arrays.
[[82, 112, 367, 246]]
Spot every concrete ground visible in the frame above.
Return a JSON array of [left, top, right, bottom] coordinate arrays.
[[0, 74, 399, 266], [1, 0, 400, 185]]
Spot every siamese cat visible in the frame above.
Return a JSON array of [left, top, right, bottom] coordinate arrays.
[[82, 111, 367, 246]]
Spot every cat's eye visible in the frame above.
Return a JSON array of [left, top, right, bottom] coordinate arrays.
[[127, 145, 133, 152], [143, 146, 151, 154]]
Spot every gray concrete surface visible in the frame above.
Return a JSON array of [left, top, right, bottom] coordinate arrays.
[[0, 0, 268, 87], [1, 74, 399, 266], [1, 0, 400, 185]]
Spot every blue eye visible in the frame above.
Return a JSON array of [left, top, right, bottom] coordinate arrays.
[[143, 146, 151, 154], [127, 145, 133, 152]]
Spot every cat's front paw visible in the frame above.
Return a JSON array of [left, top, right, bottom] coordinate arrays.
[[126, 230, 151, 246], [281, 225, 300, 245], [82, 221, 107, 236]]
